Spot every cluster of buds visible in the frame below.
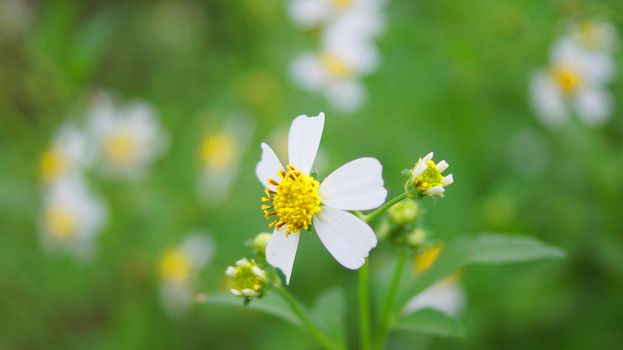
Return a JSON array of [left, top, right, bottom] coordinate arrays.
[[226, 258, 268, 301]]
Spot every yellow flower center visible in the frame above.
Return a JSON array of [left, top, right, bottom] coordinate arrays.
[[551, 66, 581, 95], [321, 53, 352, 79], [332, 0, 353, 7], [261, 164, 321, 235], [229, 260, 266, 295], [45, 206, 77, 239], [160, 250, 192, 284], [414, 160, 443, 192], [40, 149, 66, 183], [414, 244, 443, 274], [104, 131, 137, 163], [200, 133, 235, 170]]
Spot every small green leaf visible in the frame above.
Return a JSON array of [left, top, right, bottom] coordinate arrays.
[[311, 287, 347, 347], [398, 233, 565, 308], [396, 308, 464, 338], [201, 293, 302, 330]]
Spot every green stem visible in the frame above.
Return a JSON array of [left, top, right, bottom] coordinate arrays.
[[275, 286, 343, 350], [375, 249, 409, 350], [358, 261, 372, 350], [363, 192, 409, 223]]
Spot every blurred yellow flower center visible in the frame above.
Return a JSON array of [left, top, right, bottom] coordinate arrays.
[[104, 131, 137, 163], [414, 161, 443, 192], [200, 133, 235, 169], [45, 206, 77, 239], [262, 164, 321, 235], [551, 66, 581, 95], [333, 0, 353, 7], [40, 149, 66, 182], [415, 245, 443, 274], [160, 250, 192, 284], [321, 53, 352, 79]]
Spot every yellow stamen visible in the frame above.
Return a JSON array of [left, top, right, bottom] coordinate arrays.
[[160, 249, 192, 284], [45, 206, 77, 239], [40, 149, 66, 183], [414, 161, 443, 192], [104, 131, 137, 163], [261, 164, 321, 235], [321, 53, 352, 79], [199, 133, 236, 170], [551, 66, 581, 95]]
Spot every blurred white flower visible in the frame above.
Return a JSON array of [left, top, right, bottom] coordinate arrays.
[[159, 232, 214, 316], [256, 113, 387, 283], [40, 176, 107, 261], [530, 39, 614, 127], [88, 96, 168, 180], [288, 0, 384, 30], [290, 39, 379, 113], [569, 20, 618, 53], [404, 245, 465, 316], [40, 122, 92, 184], [198, 118, 253, 205]]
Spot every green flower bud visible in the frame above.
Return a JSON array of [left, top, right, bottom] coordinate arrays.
[[226, 258, 267, 299], [388, 200, 419, 225], [252, 232, 272, 257], [407, 228, 427, 248]]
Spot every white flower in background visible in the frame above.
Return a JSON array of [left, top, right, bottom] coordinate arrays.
[[531, 39, 615, 127], [198, 118, 253, 205], [290, 39, 379, 113], [88, 97, 168, 180], [404, 245, 465, 316], [256, 113, 387, 283], [288, 0, 384, 30], [408, 152, 453, 197], [40, 122, 92, 184], [40, 176, 107, 260], [569, 19, 618, 53], [159, 233, 214, 316]]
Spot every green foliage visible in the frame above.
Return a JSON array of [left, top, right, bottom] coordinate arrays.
[[396, 308, 465, 338]]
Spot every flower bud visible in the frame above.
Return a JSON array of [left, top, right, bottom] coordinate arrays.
[[252, 232, 272, 257], [388, 200, 419, 225], [406, 228, 427, 248], [226, 258, 267, 299]]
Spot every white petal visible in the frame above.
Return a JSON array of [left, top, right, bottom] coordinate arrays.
[[288, 113, 324, 174], [530, 70, 567, 127], [265, 228, 299, 284], [255, 143, 284, 189], [574, 88, 613, 126], [426, 186, 445, 196], [404, 280, 465, 316], [436, 160, 449, 172], [325, 81, 366, 114], [313, 206, 377, 269], [225, 266, 236, 277], [230, 289, 242, 296], [319, 157, 387, 211], [442, 174, 453, 186], [241, 289, 259, 297]]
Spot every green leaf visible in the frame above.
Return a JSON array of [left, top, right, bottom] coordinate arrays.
[[201, 293, 303, 330], [398, 233, 565, 308], [311, 287, 347, 347], [395, 308, 464, 338]]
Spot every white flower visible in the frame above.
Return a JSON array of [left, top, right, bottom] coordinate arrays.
[[409, 152, 453, 197], [288, 0, 384, 30], [569, 19, 618, 53], [88, 96, 168, 180], [40, 176, 107, 260], [530, 38, 614, 127], [159, 232, 214, 316], [255, 113, 387, 283], [198, 117, 253, 205], [290, 40, 379, 113], [40, 122, 92, 184]]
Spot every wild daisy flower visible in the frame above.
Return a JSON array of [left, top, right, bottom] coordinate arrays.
[[255, 113, 387, 283], [88, 96, 168, 180], [531, 38, 615, 126], [40, 176, 107, 260], [159, 233, 213, 316], [407, 152, 453, 198], [226, 258, 268, 298], [404, 244, 465, 316], [40, 122, 92, 184], [198, 118, 253, 204], [288, 0, 384, 30], [290, 39, 379, 113], [569, 19, 618, 53]]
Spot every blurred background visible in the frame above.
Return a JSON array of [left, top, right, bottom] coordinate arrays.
[[1, 0, 623, 349]]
